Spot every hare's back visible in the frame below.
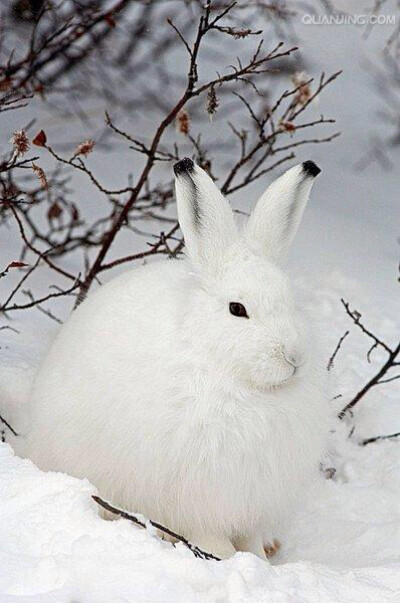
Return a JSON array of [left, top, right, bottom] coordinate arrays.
[[32, 259, 190, 411], [74, 258, 189, 350], [23, 259, 191, 477]]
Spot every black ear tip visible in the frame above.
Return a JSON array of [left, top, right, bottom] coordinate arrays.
[[173, 157, 195, 176], [302, 160, 321, 177]]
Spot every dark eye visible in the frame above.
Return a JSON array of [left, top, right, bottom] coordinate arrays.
[[229, 302, 249, 318]]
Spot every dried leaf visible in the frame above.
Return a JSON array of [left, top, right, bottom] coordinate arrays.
[[280, 121, 296, 132], [32, 163, 48, 190], [8, 261, 28, 269], [176, 110, 190, 136], [206, 86, 219, 119], [32, 130, 47, 147], [47, 201, 63, 221], [292, 72, 312, 107]]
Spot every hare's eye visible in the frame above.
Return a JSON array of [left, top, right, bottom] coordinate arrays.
[[229, 302, 249, 318]]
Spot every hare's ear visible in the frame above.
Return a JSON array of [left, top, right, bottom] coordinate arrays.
[[244, 161, 321, 263], [174, 158, 237, 272]]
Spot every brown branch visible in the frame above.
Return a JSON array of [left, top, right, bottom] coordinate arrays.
[[74, 4, 301, 305], [339, 299, 400, 419], [1, 255, 41, 311], [327, 330, 350, 372], [0, 413, 18, 437], [92, 495, 220, 561], [341, 299, 392, 355], [2, 280, 79, 312], [44, 144, 133, 196], [361, 431, 400, 446], [1, 1, 340, 319], [21, 290, 63, 324], [339, 345, 400, 419], [286, 71, 343, 121], [99, 223, 181, 272], [3, 0, 131, 91], [5, 202, 79, 283]]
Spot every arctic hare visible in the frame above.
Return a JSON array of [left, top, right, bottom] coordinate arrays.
[[20, 158, 330, 560]]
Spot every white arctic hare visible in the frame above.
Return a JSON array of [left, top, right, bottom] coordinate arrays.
[[20, 158, 331, 560]]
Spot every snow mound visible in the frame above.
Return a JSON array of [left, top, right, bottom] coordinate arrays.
[[0, 428, 400, 601]]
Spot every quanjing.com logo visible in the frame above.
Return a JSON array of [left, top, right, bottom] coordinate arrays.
[[302, 14, 396, 26]]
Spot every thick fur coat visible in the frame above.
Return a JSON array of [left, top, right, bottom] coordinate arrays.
[[17, 159, 331, 559]]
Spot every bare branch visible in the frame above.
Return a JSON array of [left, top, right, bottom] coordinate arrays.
[[327, 330, 350, 372], [339, 299, 400, 419], [92, 495, 220, 561], [361, 431, 400, 446], [0, 413, 18, 437]]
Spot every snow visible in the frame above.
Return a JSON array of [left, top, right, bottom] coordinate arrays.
[[0, 425, 399, 602], [0, 274, 399, 602], [1, 3, 400, 601]]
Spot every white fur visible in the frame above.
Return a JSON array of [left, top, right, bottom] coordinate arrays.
[[17, 161, 332, 560], [245, 163, 315, 262]]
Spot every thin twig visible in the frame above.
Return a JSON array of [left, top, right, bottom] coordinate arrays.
[[361, 431, 400, 446], [0, 414, 18, 437], [339, 299, 400, 419], [92, 495, 220, 561], [327, 330, 350, 371]]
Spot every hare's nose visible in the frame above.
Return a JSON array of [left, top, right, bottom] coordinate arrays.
[[283, 349, 303, 368]]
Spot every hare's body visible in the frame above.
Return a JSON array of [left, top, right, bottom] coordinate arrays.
[[19, 159, 331, 559]]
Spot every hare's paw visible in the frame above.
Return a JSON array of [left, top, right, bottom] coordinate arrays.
[[234, 532, 268, 560], [263, 539, 281, 559]]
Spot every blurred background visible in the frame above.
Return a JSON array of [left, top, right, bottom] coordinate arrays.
[[0, 0, 399, 325]]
